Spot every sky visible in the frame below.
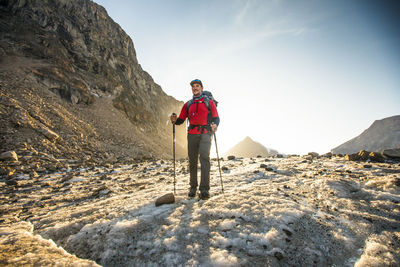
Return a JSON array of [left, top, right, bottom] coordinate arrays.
[[94, 0, 400, 155]]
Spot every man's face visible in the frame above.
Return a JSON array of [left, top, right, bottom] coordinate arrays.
[[191, 83, 203, 96]]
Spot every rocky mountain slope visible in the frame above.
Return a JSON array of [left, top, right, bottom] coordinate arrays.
[[332, 115, 400, 154], [0, 0, 187, 175], [1, 155, 399, 266], [223, 136, 278, 158]]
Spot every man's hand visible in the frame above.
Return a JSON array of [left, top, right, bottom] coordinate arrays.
[[211, 122, 218, 132], [170, 113, 177, 124]]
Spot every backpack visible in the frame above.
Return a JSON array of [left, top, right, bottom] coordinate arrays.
[[186, 91, 218, 128]]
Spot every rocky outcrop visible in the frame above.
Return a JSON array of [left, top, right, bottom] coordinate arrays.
[[382, 148, 400, 159], [332, 115, 400, 154], [0, 0, 187, 171], [223, 136, 277, 158], [344, 150, 386, 163]]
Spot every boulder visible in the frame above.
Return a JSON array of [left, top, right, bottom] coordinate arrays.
[[368, 152, 385, 163], [227, 155, 236, 160], [5, 179, 18, 186], [346, 150, 386, 162], [0, 151, 19, 161], [304, 155, 313, 161], [308, 152, 319, 158], [345, 153, 360, 161], [382, 148, 400, 159], [322, 152, 333, 158], [358, 150, 371, 161], [155, 193, 175, 207]]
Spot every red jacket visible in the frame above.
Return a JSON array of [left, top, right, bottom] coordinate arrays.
[[177, 97, 219, 134]]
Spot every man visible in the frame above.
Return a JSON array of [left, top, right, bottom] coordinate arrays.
[[170, 79, 220, 199]]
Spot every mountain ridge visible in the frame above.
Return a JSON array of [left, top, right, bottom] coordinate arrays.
[[332, 115, 400, 154], [0, 0, 187, 171]]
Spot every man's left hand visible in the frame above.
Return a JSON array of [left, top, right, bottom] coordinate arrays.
[[211, 123, 218, 132]]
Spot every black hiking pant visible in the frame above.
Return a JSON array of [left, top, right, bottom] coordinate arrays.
[[188, 133, 212, 193]]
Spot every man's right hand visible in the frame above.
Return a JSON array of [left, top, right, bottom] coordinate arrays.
[[170, 113, 177, 124]]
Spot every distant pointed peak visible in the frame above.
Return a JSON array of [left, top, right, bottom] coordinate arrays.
[[243, 136, 253, 142]]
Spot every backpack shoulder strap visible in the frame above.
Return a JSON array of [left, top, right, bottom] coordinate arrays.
[[186, 96, 211, 117], [186, 99, 193, 115], [203, 96, 211, 111]]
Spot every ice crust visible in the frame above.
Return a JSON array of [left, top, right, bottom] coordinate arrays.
[[1, 156, 399, 266]]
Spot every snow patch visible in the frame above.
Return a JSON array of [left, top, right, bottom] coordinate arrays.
[[218, 219, 236, 231], [210, 248, 239, 266]]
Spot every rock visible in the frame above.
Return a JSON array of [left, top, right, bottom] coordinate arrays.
[[274, 251, 284, 260], [276, 154, 284, 158], [39, 126, 59, 141], [155, 193, 175, 207], [0, 151, 19, 162], [0, 167, 8, 175], [92, 185, 111, 197], [345, 153, 360, 161], [227, 155, 236, 160], [99, 189, 111, 195], [363, 164, 372, 168], [105, 154, 117, 163], [382, 148, 400, 159], [30, 171, 39, 178], [369, 152, 385, 163], [358, 150, 370, 161], [260, 164, 268, 168], [282, 228, 292, 237], [222, 166, 229, 171], [5, 179, 18, 186], [308, 152, 319, 158], [0, 46, 5, 57], [36, 167, 46, 173], [322, 152, 333, 158], [304, 155, 313, 161]]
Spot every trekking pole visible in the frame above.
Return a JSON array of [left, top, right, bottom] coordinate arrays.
[[213, 132, 224, 194], [172, 113, 176, 195]]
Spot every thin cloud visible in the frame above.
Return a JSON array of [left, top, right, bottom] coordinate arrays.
[[234, 0, 251, 26]]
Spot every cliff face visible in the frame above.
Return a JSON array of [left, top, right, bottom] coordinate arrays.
[[0, 0, 187, 167], [331, 115, 400, 154]]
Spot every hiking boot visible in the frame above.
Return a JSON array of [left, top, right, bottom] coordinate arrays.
[[200, 191, 210, 200], [188, 188, 196, 198]]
